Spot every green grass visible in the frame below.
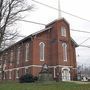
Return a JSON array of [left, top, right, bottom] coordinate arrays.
[[0, 81, 90, 90]]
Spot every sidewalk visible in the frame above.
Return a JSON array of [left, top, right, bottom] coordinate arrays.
[[67, 81, 90, 84]]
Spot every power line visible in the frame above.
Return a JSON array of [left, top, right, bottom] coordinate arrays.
[[20, 19, 90, 34], [14, 20, 90, 48], [79, 45, 90, 48], [71, 29, 90, 34], [32, 0, 90, 22], [79, 37, 90, 45], [20, 20, 90, 48], [19, 19, 46, 26]]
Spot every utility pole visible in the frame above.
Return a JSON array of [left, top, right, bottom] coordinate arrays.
[[58, 0, 62, 19]]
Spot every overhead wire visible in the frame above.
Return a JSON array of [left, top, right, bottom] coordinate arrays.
[[20, 19, 90, 34], [20, 19, 90, 48], [79, 37, 90, 45], [19, 20, 90, 48], [71, 29, 90, 34], [32, 0, 90, 22], [79, 45, 90, 48], [19, 19, 46, 26]]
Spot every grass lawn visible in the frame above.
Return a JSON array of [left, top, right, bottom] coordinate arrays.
[[0, 81, 90, 90]]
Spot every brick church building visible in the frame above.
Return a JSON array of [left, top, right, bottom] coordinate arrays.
[[0, 18, 78, 81]]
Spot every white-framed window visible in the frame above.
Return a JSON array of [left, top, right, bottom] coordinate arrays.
[[62, 43, 67, 61], [39, 42, 45, 61], [4, 71, 6, 80], [0, 56, 2, 68], [17, 47, 20, 64], [10, 50, 13, 66], [3, 60, 6, 70], [61, 26, 66, 37], [25, 43, 29, 61], [9, 70, 12, 79], [0, 56, 2, 60], [16, 69, 19, 79], [25, 67, 28, 74]]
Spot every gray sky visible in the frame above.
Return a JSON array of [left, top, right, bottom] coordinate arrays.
[[17, 0, 90, 66]]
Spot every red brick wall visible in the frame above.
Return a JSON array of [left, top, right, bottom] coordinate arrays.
[[32, 19, 77, 78], [0, 18, 77, 80]]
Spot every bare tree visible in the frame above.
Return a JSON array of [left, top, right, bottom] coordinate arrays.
[[0, 0, 33, 80], [77, 64, 90, 81], [0, 0, 33, 49]]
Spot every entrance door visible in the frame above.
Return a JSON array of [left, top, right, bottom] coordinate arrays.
[[62, 69, 70, 81]]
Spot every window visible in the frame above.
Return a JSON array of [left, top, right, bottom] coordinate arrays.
[[17, 47, 20, 64], [25, 43, 29, 61], [3, 60, 6, 70], [0, 56, 2, 60], [61, 27, 66, 37], [25, 67, 28, 74], [0, 57, 2, 68], [4, 71, 6, 80], [16, 69, 19, 78], [9, 70, 12, 79], [39, 42, 45, 61], [62, 43, 67, 61], [10, 50, 13, 66]]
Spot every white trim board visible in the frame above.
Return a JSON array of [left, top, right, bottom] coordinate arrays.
[[4, 64, 74, 72]]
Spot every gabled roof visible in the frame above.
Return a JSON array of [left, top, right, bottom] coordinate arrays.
[[1, 27, 52, 52], [46, 18, 70, 27], [31, 27, 52, 36], [0, 18, 78, 52]]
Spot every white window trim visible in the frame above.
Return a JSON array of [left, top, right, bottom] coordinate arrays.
[[9, 70, 12, 79], [0, 57, 2, 68], [3, 60, 6, 70], [61, 27, 66, 37], [16, 69, 19, 79], [10, 50, 13, 66], [62, 43, 67, 61], [25, 43, 29, 62], [39, 42, 45, 61], [25, 67, 28, 74], [4, 71, 6, 80], [17, 47, 20, 64]]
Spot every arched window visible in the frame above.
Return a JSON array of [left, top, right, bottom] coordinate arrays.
[[62, 43, 67, 61], [25, 43, 29, 61], [39, 42, 45, 61], [17, 47, 20, 64], [10, 50, 13, 66], [61, 26, 66, 37]]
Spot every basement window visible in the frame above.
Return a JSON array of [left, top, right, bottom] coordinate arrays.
[[16, 69, 19, 79], [9, 70, 12, 79]]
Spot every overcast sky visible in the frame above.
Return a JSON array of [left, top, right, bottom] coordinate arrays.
[[17, 0, 90, 66]]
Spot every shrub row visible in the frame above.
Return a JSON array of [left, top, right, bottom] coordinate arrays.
[[19, 74, 38, 83]]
